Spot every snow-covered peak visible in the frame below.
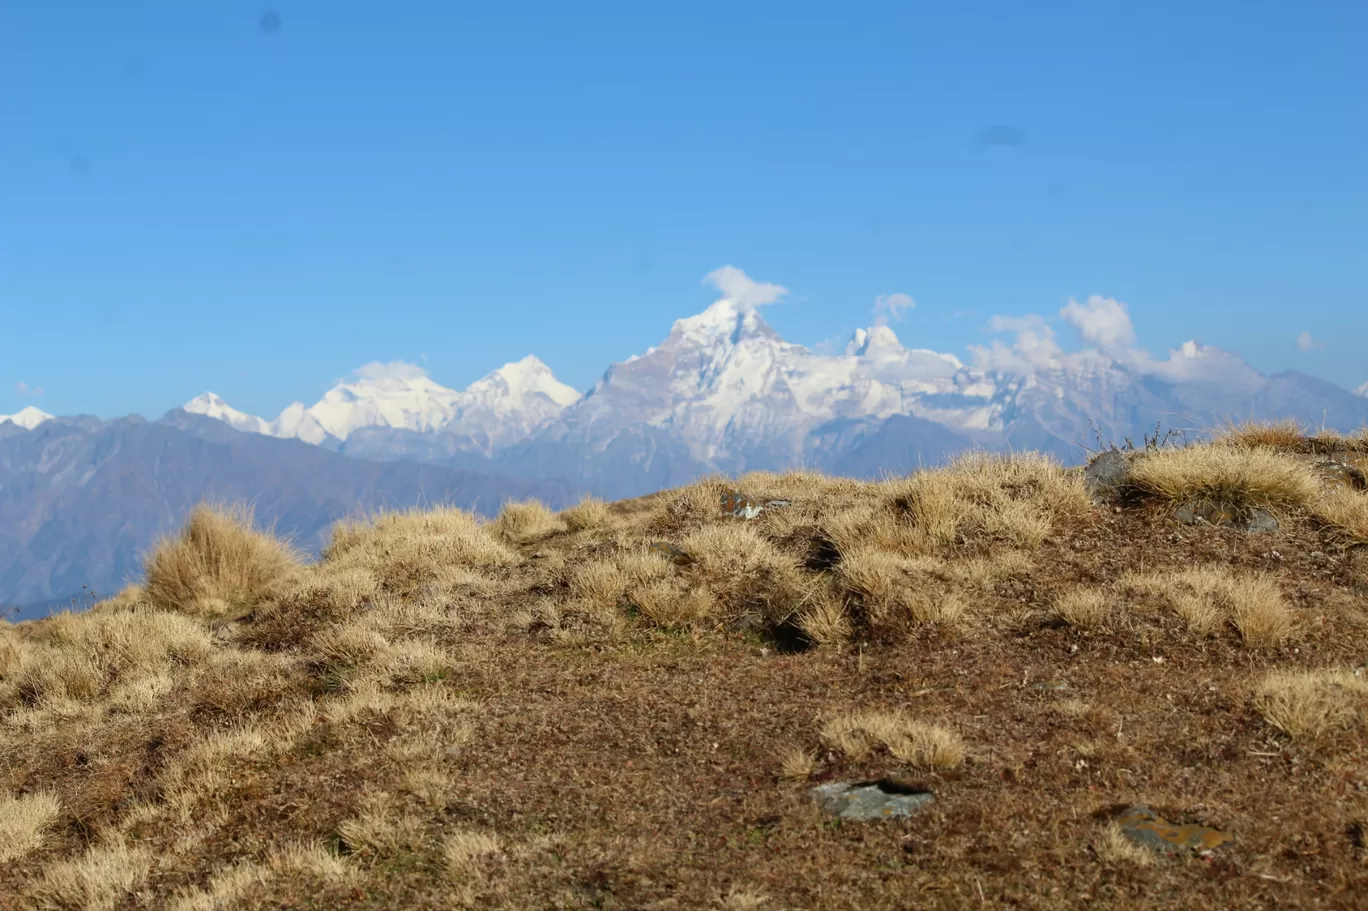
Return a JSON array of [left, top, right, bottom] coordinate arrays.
[[473, 355, 581, 408], [846, 324, 903, 357], [0, 406, 53, 429], [303, 365, 465, 440], [184, 392, 271, 434], [1355, 381, 1368, 398], [669, 299, 776, 347]]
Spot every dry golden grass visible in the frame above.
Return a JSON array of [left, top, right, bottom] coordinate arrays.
[[1052, 588, 1112, 629], [166, 861, 271, 911], [1127, 444, 1321, 513], [560, 495, 613, 531], [719, 887, 772, 910], [1216, 418, 1308, 451], [1313, 486, 1368, 544], [796, 592, 852, 646], [1119, 566, 1293, 647], [820, 710, 966, 770], [1254, 668, 1368, 740], [338, 792, 427, 857], [0, 790, 61, 863], [442, 829, 503, 881], [265, 840, 358, 885], [777, 745, 817, 781], [144, 503, 302, 617], [490, 499, 564, 542], [1094, 822, 1156, 867], [30, 838, 153, 911]]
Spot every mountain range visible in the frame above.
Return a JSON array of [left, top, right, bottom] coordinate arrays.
[[4, 293, 1367, 614]]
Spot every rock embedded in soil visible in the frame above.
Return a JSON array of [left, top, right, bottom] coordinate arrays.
[[647, 541, 694, 565], [1083, 451, 1132, 501], [812, 780, 935, 821], [1173, 501, 1279, 534], [1115, 805, 1232, 854], [720, 490, 792, 519]]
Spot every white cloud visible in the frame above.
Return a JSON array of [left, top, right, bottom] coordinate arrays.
[[968, 314, 1064, 372], [702, 265, 789, 310], [872, 292, 915, 326], [1059, 295, 1136, 349], [1296, 331, 1321, 352], [14, 381, 43, 397], [351, 361, 428, 381]]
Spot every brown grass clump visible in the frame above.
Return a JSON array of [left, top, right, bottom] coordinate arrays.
[[30, 838, 153, 911], [166, 861, 271, 911], [876, 451, 1089, 555], [143, 503, 302, 617], [777, 746, 817, 781], [560, 495, 612, 532], [1313, 486, 1368, 544], [442, 829, 503, 881], [1052, 588, 1112, 629], [265, 840, 358, 885], [490, 499, 564, 542], [1119, 566, 1293, 647], [1254, 669, 1368, 740], [338, 792, 427, 857], [1216, 418, 1308, 451], [1127, 444, 1320, 513], [0, 790, 61, 863], [1093, 822, 1156, 867], [820, 710, 966, 770]]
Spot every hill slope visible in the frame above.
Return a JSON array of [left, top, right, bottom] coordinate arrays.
[[2, 427, 1366, 909]]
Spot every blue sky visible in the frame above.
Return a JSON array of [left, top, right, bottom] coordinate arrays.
[[2, 1, 1365, 419]]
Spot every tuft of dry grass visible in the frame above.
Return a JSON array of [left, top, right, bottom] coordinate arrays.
[[1053, 588, 1112, 629], [30, 838, 153, 911], [0, 790, 62, 863], [338, 792, 427, 857], [1254, 668, 1368, 740], [1119, 566, 1293, 647], [796, 590, 852, 646], [266, 839, 358, 884], [166, 860, 271, 911], [1127, 443, 1321, 513], [820, 710, 966, 770], [718, 887, 772, 910], [1217, 418, 1307, 451], [1313, 486, 1368, 544], [490, 499, 564, 542], [442, 829, 503, 880], [561, 495, 613, 532], [1094, 822, 1156, 867], [144, 503, 301, 617], [777, 745, 817, 781]]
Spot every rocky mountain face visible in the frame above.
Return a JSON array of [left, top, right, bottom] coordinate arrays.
[[0, 414, 582, 614], [183, 299, 1368, 501]]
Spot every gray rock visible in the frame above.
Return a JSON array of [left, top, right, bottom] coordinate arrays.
[[812, 780, 934, 821], [1244, 508, 1279, 534], [1114, 805, 1232, 854], [1083, 451, 1131, 500]]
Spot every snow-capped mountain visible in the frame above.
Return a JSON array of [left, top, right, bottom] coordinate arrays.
[[184, 393, 271, 435], [184, 355, 582, 454], [178, 281, 1368, 499], [1356, 381, 1368, 398], [0, 406, 53, 429]]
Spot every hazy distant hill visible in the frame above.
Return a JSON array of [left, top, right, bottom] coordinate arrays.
[[0, 413, 582, 612]]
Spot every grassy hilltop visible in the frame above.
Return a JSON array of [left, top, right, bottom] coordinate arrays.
[[2, 422, 1368, 910]]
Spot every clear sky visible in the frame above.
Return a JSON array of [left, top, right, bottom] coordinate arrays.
[[3, 1, 1366, 420]]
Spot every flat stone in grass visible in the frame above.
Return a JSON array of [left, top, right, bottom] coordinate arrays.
[[812, 780, 934, 821], [1116, 805, 1232, 854], [720, 490, 792, 520], [647, 541, 694, 566], [1173, 501, 1278, 534]]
